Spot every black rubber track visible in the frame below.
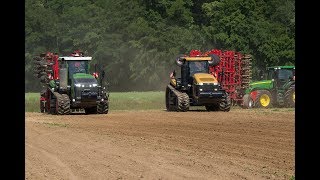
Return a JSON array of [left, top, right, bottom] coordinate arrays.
[[97, 101, 109, 114], [219, 93, 231, 112], [165, 85, 189, 112]]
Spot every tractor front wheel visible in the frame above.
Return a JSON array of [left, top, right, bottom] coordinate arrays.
[[254, 90, 273, 108]]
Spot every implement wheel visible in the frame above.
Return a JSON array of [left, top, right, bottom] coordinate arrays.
[[254, 90, 273, 108], [242, 94, 253, 109]]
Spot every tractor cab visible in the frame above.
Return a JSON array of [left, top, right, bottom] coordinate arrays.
[[34, 50, 109, 115], [58, 56, 102, 108], [266, 66, 295, 88]]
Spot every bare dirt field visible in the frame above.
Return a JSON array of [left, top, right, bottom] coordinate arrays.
[[26, 109, 295, 180]]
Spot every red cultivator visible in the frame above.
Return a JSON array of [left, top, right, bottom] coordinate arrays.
[[188, 49, 252, 106]]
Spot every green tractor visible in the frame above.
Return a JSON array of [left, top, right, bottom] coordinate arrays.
[[242, 66, 295, 108], [34, 50, 109, 115]]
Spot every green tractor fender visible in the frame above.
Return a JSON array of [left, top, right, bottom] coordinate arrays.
[[242, 80, 274, 108]]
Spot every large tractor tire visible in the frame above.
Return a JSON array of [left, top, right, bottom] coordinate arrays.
[[285, 86, 295, 108], [254, 90, 273, 108], [219, 93, 231, 112], [97, 101, 109, 114], [242, 94, 253, 109]]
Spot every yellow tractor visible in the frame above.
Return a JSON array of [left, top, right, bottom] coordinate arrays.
[[165, 50, 231, 112]]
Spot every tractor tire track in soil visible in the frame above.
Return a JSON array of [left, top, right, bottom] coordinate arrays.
[[25, 109, 294, 179]]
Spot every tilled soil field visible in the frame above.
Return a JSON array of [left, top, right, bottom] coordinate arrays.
[[25, 109, 295, 179]]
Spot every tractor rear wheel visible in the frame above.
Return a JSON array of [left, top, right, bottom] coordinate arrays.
[[285, 86, 295, 107], [242, 94, 253, 108], [254, 90, 273, 108]]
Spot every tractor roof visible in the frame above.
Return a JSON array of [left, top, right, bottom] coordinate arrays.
[[267, 66, 295, 70], [58, 57, 92, 61]]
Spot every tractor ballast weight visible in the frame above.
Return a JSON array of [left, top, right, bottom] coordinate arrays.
[[166, 50, 231, 112], [33, 50, 109, 115], [242, 66, 295, 108]]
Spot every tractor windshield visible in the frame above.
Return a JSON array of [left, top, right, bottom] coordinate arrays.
[[189, 61, 209, 76], [67, 61, 89, 77], [74, 77, 97, 84]]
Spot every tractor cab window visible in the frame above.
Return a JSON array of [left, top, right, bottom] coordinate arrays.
[[67, 61, 88, 77], [278, 69, 294, 80], [188, 61, 209, 76]]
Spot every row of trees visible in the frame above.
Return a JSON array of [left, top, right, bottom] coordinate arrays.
[[25, 0, 295, 92]]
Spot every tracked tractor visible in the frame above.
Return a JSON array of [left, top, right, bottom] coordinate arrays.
[[33, 50, 109, 115], [165, 50, 231, 112], [242, 66, 295, 108]]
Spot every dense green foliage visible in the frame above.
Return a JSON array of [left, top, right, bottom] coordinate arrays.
[[25, 0, 295, 92]]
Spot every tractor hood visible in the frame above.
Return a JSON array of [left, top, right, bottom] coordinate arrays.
[[245, 80, 273, 93], [193, 73, 218, 85]]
